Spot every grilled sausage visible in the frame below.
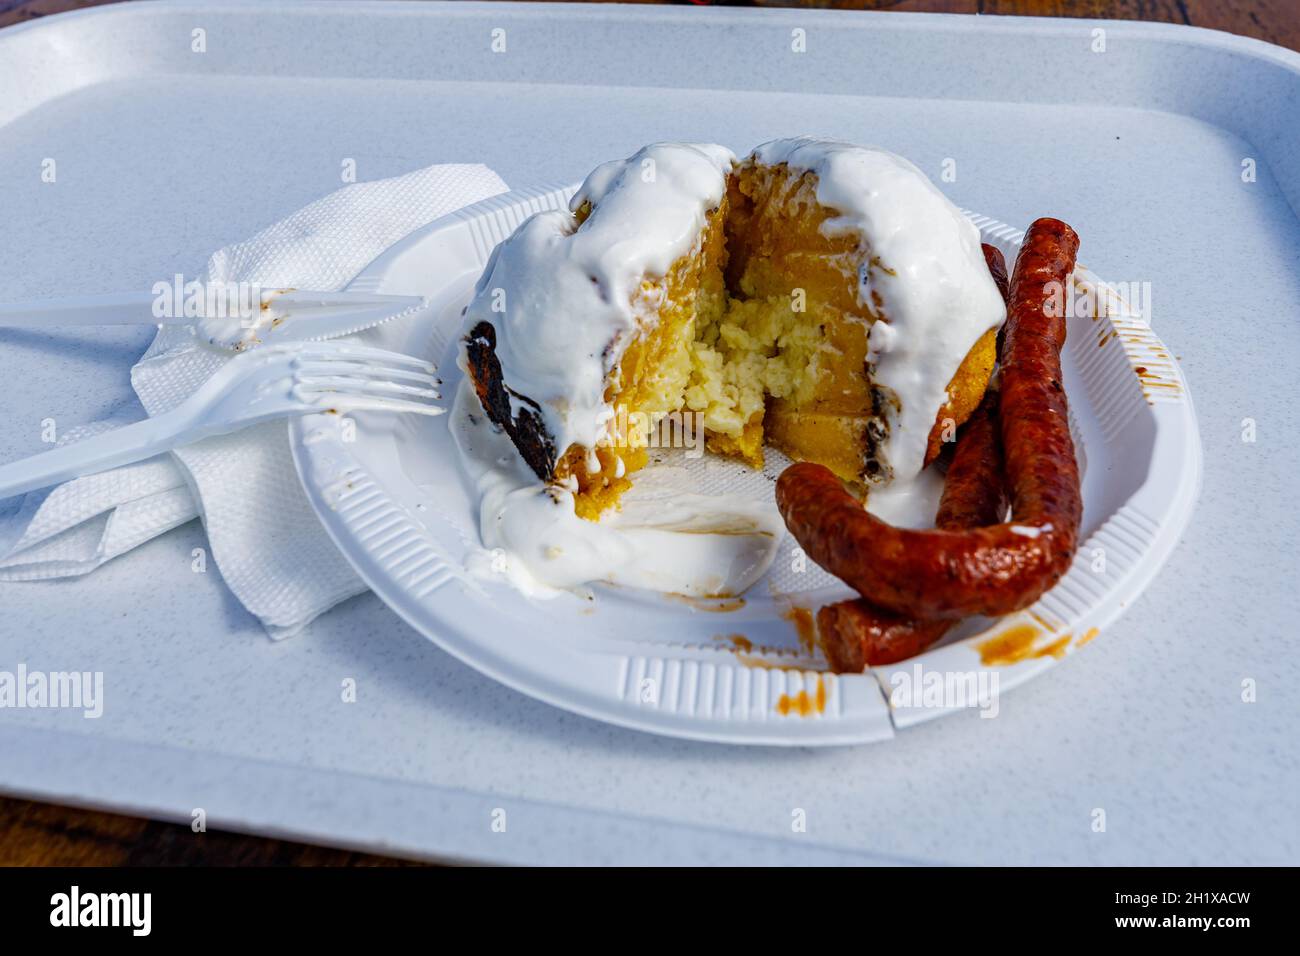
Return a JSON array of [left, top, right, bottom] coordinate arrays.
[[816, 392, 1008, 670]]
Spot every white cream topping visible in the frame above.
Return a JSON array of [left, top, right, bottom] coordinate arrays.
[[454, 139, 1005, 599], [751, 137, 1006, 487], [1009, 523, 1053, 539], [451, 381, 782, 599], [460, 142, 735, 458], [863, 464, 947, 529]]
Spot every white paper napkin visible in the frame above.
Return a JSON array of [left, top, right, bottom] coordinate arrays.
[[0, 163, 509, 638]]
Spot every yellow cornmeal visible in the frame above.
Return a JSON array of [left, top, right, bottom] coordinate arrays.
[[553, 162, 997, 520], [686, 293, 831, 465]]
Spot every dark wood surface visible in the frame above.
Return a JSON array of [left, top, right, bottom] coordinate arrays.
[[0, 0, 1295, 867], [0, 797, 420, 865], [1, 0, 1298, 49], [748, 0, 1300, 53]]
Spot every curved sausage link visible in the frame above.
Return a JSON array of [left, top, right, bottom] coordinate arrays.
[[818, 393, 1008, 669], [778, 218, 1081, 620], [982, 242, 1010, 304], [817, 607, 952, 672]]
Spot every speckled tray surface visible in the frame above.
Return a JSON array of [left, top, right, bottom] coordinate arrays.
[[1, 1, 1297, 864]]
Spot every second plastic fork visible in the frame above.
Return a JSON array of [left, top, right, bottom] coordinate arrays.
[[0, 342, 444, 501]]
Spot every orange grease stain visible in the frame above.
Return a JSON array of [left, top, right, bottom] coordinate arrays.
[[776, 675, 827, 717], [977, 624, 1071, 666], [1132, 364, 1182, 399], [728, 634, 753, 652], [669, 594, 746, 613], [738, 654, 810, 671], [781, 606, 818, 655], [1028, 610, 1059, 634], [1076, 627, 1100, 647], [718, 635, 827, 672]]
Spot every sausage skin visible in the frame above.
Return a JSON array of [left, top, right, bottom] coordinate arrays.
[[778, 218, 1081, 620], [817, 393, 1008, 669], [982, 242, 1010, 304]]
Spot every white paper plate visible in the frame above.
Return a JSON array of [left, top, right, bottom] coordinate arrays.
[[289, 184, 1202, 746]]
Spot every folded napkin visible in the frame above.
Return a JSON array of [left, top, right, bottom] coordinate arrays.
[[0, 163, 509, 638]]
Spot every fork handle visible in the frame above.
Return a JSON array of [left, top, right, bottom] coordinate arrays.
[[0, 408, 216, 500]]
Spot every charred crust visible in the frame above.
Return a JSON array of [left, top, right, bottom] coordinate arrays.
[[862, 383, 892, 484], [464, 320, 557, 482]]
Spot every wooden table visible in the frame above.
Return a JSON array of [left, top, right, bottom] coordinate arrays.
[[1, 0, 1295, 867], [3, 0, 1299, 49]]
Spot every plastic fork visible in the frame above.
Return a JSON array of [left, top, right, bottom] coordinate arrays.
[[0, 342, 443, 501]]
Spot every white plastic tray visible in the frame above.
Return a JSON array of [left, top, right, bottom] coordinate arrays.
[[1, 1, 1297, 864]]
